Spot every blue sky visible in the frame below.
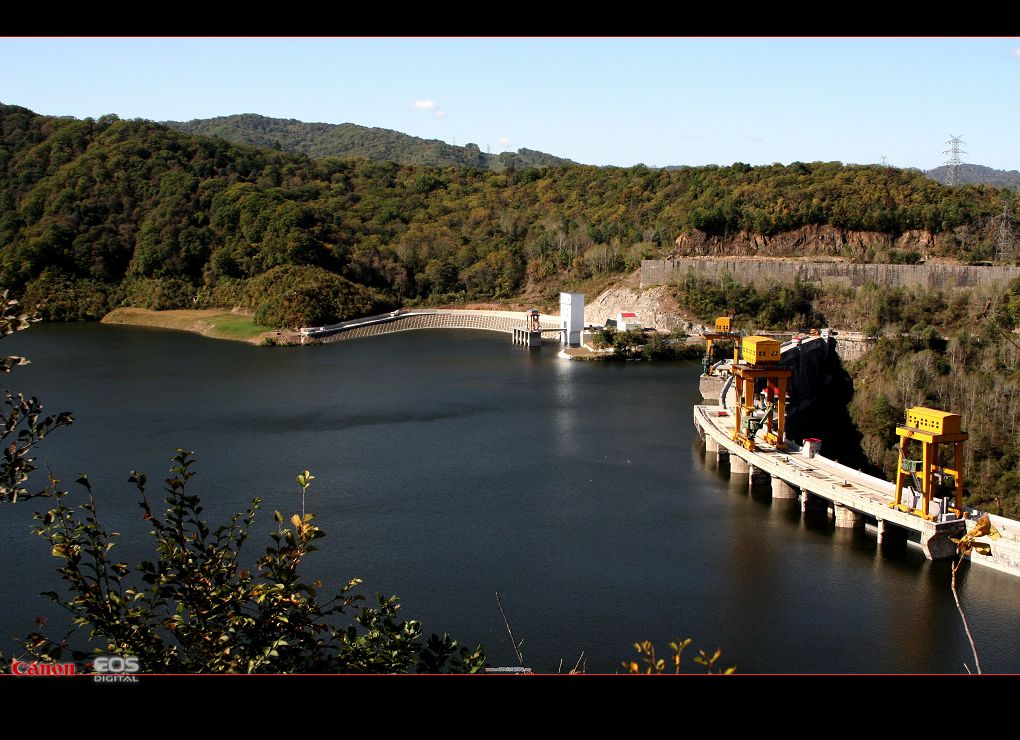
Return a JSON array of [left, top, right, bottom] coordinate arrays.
[[1, 37, 1017, 170]]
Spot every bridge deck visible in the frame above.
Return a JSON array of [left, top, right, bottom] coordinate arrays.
[[696, 405, 925, 526], [694, 404, 1020, 574]]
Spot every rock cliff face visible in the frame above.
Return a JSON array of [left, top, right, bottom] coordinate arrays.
[[670, 225, 945, 259]]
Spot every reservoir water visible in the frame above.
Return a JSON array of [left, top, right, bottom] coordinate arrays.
[[2, 323, 1019, 673]]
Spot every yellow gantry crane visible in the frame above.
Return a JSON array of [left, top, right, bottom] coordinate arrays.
[[701, 316, 738, 376], [891, 407, 968, 521], [730, 335, 791, 452]]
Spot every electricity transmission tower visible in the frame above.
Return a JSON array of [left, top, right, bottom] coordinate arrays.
[[942, 134, 967, 186], [996, 198, 1016, 263], [881, 155, 888, 166]]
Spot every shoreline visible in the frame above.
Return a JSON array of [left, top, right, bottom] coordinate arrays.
[[100, 307, 302, 345], [99, 307, 699, 361]]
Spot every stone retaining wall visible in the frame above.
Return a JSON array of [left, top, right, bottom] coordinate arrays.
[[642, 259, 1020, 292]]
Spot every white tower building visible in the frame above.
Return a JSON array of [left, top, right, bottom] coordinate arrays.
[[560, 292, 584, 346]]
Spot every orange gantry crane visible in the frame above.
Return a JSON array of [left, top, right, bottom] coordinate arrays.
[[730, 335, 791, 452], [701, 316, 739, 376], [891, 407, 968, 521]]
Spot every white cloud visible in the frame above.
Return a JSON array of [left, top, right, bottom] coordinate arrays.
[[412, 100, 448, 119], [498, 136, 511, 148], [1013, 47, 1020, 61]]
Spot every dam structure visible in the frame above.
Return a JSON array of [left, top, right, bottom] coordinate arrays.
[[300, 293, 586, 348], [694, 334, 1020, 577], [300, 308, 564, 344]]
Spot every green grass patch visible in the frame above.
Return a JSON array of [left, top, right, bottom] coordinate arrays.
[[208, 314, 271, 338]]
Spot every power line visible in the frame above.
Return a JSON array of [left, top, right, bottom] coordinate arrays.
[[981, 299, 1020, 355], [996, 198, 1016, 263], [942, 134, 967, 186]]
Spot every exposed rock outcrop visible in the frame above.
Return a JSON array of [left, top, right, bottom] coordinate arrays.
[[670, 225, 943, 260], [585, 283, 705, 333]]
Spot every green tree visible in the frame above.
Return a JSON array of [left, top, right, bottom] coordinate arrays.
[[420, 257, 459, 296], [0, 292, 73, 503], [612, 329, 648, 358], [23, 452, 487, 674], [590, 326, 616, 349]]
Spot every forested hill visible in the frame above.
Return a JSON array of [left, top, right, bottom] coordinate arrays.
[[0, 103, 1011, 329], [924, 163, 1020, 191], [164, 114, 577, 172]]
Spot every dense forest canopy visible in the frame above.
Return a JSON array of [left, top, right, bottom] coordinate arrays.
[[168, 114, 1020, 192], [925, 163, 1020, 191], [0, 103, 1013, 328], [840, 281, 1020, 519], [165, 114, 577, 172]]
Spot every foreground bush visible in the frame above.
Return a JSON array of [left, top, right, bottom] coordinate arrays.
[[23, 453, 486, 674]]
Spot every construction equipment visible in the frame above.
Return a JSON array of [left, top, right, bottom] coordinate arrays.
[[730, 335, 791, 452], [739, 335, 781, 365], [742, 399, 776, 438], [890, 406, 968, 521], [700, 316, 739, 376]]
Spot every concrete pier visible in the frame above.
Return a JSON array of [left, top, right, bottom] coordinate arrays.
[[512, 327, 542, 347], [877, 519, 906, 546], [771, 478, 800, 499], [833, 503, 864, 529], [704, 434, 729, 466], [920, 521, 964, 560], [748, 465, 770, 486], [729, 455, 749, 475], [801, 492, 828, 513]]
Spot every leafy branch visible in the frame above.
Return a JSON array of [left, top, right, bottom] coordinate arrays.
[[623, 638, 735, 674], [24, 452, 486, 674], [0, 292, 73, 504]]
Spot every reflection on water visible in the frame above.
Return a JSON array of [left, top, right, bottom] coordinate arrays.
[[1, 323, 1018, 673], [697, 437, 1017, 673]]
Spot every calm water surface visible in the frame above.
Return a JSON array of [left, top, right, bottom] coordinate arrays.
[[2, 323, 1019, 673]]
